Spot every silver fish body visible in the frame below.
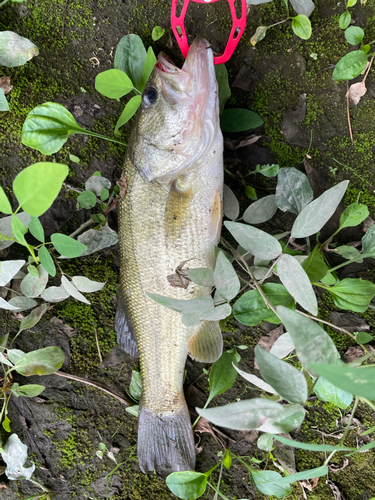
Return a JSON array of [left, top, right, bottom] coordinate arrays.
[[116, 38, 223, 476]]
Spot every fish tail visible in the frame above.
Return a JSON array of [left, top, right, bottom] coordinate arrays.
[[137, 403, 196, 477]]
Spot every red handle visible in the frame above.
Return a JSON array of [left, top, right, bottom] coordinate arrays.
[[171, 0, 247, 65]]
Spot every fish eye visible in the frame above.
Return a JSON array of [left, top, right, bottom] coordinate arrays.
[[143, 87, 158, 106]]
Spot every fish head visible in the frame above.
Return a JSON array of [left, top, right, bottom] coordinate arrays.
[[131, 37, 220, 183]]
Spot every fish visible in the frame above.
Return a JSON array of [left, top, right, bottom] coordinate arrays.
[[115, 37, 224, 476]]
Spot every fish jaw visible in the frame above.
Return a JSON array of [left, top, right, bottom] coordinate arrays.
[[132, 38, 220, 183]]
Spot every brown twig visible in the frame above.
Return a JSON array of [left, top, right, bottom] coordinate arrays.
[[68, 218, 95, 239], [54, 371, 132, 406], [346, 80, 354, 144]]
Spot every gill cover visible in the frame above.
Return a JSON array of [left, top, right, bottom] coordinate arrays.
[[131, 38, 219, 183]]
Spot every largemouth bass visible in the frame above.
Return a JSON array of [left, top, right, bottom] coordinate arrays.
[[116, 38, 224, 476]]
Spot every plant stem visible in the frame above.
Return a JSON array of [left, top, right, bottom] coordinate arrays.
[[324, 396, 359, 465], [294, 309, 356, 340], [75, 130, 127, 147], [69, 218, 95, 239], [0, 0, 10, 8]]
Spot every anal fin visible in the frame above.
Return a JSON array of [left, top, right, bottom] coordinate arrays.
[[115, 287, 139, 357], [188, 320, 223, 363]]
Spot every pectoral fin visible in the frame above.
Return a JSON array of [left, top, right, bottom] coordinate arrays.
[[209, 189, 223, 245], [188, 320, 223, 363], [115, 287, 139, 357]]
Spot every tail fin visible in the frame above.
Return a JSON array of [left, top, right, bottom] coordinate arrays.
[[138, 404, 195, 477]]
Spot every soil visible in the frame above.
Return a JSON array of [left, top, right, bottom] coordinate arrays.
[[1, 0, 375, 499]]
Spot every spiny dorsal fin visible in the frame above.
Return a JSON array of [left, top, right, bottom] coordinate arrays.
[[188, 320, 223, 363]]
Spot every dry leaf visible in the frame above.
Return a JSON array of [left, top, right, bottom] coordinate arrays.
[[311, 476, 320, 488], [0, 466, 6, 476], [50, 316, 75, 338], [224, 134, 261, 151], [346, 81, 367, 105], [116, 172, 127, 200], [326, 480, 345, 500], [329, 458, 349, 472], [0, 483, 7, 490], [0, 76, 13, 95], [250, 26, 268, 46], [363, 216, 375, 233], [239, 430, 258, 444], [342, 346, 365, 363], [167, 260, 191, 289]]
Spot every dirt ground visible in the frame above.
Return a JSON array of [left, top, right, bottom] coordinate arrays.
[[1, 0, 375, 498]]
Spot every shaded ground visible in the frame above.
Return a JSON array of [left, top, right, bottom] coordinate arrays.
[[1, 0, 375, 498]]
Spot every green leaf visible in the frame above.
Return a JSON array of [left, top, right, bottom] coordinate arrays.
[[245, 185, 257, 200], [243, 195, 278, 224], [321, 278, 375, 313], [270, 433, 353, 451], [0, 186, 12, 214], [140, 47, 157, 92], [1, 434, 35, 480], [345, 26, 365, 45], [220, 109, 264, 132], [270, 332, 295, 359], [38, 246, 56, 277], [257, 433, 274, 451], [41, 285, 70, 303], [0, 351, 13, 367], [339, 11, 351, 30], [85, 175, 111, 196], [233, 284, 294, 327], [0, 88, 10, 112], [301, 245, 330, 282], [335, 245, 363, 262], [69, 153, 80, 163], [20, 266, 48, 298], [71, 276, 105, 293], [289, 0, 315, 17], [114, 34, 147, 91], [166, 471, 207, 500], [332, 50, 369, 81], [235, 365, 277, 394], [12, 384, 45, 397], [0, 212, 30, 251], [7, 349, 25, 364], [277, 254, 318, 315], [213, 251, 240, 301], [77, 190, 97, 209], [146, 293, 214, 326], [0, 260, 25, 287], [362, 224, 375, 258], [17, 304, 49, 335], [278, 466, 329, 485], [291, 15, 312, 40], [310, 363, 375, 400], [0, 31, 39, 68], [27, 265, 38, 277], [197, 399, 305, 433], [223, 184, 239, 221], [22, 102, 85, 155], [13, 162, 69, 216], [207, 350, 240, 405], [276, 306, 340, 376], [95, 69, 133, 99], [125, 405, 139, 417], [347, 0, 357, 5], [314, 377, 353, 409], [188, 268, 214, 287], [13, 346, 65, 376], [51, 233, 87, 258], [28, 216, 44, 243], [11, 215, 28, 247], [291, 180, 349, 238], [129, 370, 142, 401], [114, 95, 142, 135], [152, 26, 165, 41], [100, 188, 109, 202], [339, 202, 369, 230], [224, 221, 282, 260], [61, 275, 90, 305], [250, 469, 292, 498], [255, 164, 280, 177], [215, 64, 231, 115], [7, 296, 37, 313], [356, 332, 373, 345], [255, 345, 308, 404], [275, 167, 313, 215], [250, 26, 268, 46], [77, 223, 118, 256]]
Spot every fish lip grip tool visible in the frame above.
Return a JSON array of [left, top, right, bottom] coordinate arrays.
[[171, 0, 247, 64]]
